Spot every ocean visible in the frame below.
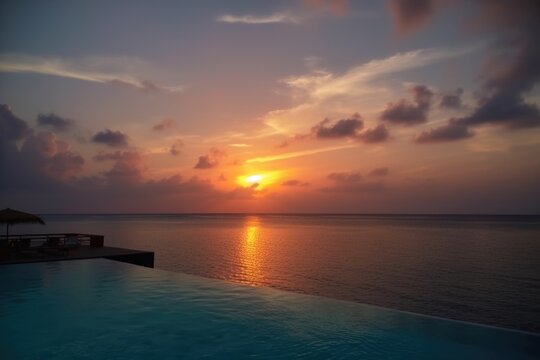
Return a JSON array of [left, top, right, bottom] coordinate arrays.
[[12, 214, 540, 333]]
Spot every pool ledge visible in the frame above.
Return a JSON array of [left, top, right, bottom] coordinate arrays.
[[0, 245, 154, 268]]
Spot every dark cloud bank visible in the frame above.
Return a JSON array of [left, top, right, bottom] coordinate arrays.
[[1, 104, 538, 212], [389, 0, 540, 143], [0, 105, 244, 212]]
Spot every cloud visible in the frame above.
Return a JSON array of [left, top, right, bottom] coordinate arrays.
[[94, 151, 126, 162], [194, 148, 226, 169], [387, 0, 446, 37], [0, 54, 182, 93], [4, 129, 85, 183], [301, 114, 389, 144], [99, 151, 146, 185], [194, 156, 216, 169], [387, 1, 540, 132], [93, 151, 146, 186], [282, 179, 309, 187], [324, 169, 387, 192], [276, 140, 290, 148], [37, 113, 75, 132], [321, 181, 386, 193], [25, 132, 84, 179], [0, 104, 32, 142], [0, 106, 229, 212], [281, 46, 475, 102], [265, 45, 479, 136], [1, 107, 83, 185], [92, 129, 129, 148], [439, 88, 464, 109], [357, 124, 390, 143], [327, 171, 362, 183], [369, 167, 390, 176], [89, 149, 217, 204], [170, 139, 184, 156], [380, 84, 433, 125], [311, 114, 363, 139], [455, 1, 540, 131], [246, 143, 357, 163], [222, 184, 262, 200], [152, 118, 175, 131], [415, 121, 474, 143], [456, 92, 540, 129], [216, 13, 300, 24]]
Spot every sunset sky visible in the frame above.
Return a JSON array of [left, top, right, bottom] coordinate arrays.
[[1, 0, 539, 213]]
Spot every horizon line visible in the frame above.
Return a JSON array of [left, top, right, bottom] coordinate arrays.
[[28, 212, 540, 217]]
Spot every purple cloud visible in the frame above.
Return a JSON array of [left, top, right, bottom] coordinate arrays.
[[369, 167, 389, 177], [327, 172, 362, 183], [194, 148, 226, 169], [92, 129, 129, 148], [311, 114, 364, 139], [37, 113, 75, 132], [152, 118, 175, 131], [415, 121, 474, 143], [282, 179, 309, 187], [358, 124, 390, 143], [440, 88, 464, 109], [381, 85, 433, 125], [170, 139, 184, 156], [0, 104, 32, 142]]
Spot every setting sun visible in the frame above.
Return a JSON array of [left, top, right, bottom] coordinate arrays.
[[245, 175, 263, 184], [238, 174, 265, 188], [237, 172, 281, 190]]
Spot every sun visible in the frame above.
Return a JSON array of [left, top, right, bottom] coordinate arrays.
[[245, 174, 264, 184], [237, 172, 279, 189]]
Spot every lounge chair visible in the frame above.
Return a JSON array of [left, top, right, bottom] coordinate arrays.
[[64, 234, 80, 251], [42, 237, 69, 257]]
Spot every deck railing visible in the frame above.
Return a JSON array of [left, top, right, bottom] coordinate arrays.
[[0, 233, 104, 248]]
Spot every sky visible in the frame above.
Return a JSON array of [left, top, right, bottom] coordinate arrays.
[[1, 0, 539, 214]]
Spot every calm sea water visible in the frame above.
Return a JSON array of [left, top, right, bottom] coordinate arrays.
[[12, 214, 540, 333]]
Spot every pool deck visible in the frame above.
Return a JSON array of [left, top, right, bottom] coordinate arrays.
[[0, 245, 154, 268]]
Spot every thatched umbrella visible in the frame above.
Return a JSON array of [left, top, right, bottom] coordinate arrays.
[[0, 208, 46, 241]]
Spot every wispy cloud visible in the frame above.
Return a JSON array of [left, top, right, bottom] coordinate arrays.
[[216, 13, 300, 24], [0, 54, 183, 93], [282, 45, 480, 100], [264, 44, 481, 135], [246, 144, 357, 163]]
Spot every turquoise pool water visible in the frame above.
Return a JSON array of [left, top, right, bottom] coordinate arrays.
[[1, 259, 538, 359]]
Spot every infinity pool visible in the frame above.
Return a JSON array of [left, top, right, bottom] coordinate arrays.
[[1, 259, 538, 359]]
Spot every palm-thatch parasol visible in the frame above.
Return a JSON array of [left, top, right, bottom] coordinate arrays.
[[0, 208, 46, 241]]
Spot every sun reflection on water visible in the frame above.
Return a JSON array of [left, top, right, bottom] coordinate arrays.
[[238, 216, 265, 286]]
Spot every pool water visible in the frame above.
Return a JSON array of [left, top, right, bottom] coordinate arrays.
[[1, 259, 538, 359]]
